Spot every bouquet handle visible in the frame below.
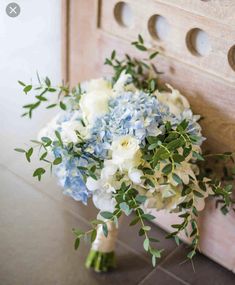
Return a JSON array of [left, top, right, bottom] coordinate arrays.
[[85, 220, 118, 272]]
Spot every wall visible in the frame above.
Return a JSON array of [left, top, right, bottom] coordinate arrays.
[[0, 0, 61, 166]]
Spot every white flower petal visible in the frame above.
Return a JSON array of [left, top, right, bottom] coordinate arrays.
[[128, 169, 143, 184], [92, 191, 116, 212], [86, 177, 100, 191]]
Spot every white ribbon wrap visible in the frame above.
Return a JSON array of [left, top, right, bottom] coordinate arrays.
[[91, 220, 118, 253]]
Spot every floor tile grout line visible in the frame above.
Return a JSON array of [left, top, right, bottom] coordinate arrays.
[[158, 245, 183, 267], [4, 164, 188, 272], [137, 267, 156, 285], [3, 164, 193, 281], [158, 266, 190, 285], [2, 165, 164, 265], [137, 264, 190, 285], [116, 239, 151, 263], [137, 246, 183, 285], [3, 164, 93, 225]]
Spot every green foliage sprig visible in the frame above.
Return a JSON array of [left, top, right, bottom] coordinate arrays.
[[18, 74, 84, 118], [73, 182, 164, 267], [16, 35, 235, 267], [105, 34, 161, 93]]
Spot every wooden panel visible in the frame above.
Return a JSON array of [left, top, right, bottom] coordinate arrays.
[[100, 0, 235, 84], [63, 0, 235, 272], [156, 0, 235, 26]]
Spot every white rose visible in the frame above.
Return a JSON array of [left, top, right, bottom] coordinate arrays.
[[86, 161, 118, 212], [192, 178, 213, 212], [168, 161, 196, 186], [93, 191, 116, 212], [111, 135, 141, 170], [60, 119, 87, 143], [113, 71, 136, 94], [145, 184, 185, 211], [80, 78, 113, 126], [156, 84, 190, 115], [86, 78, 111, 93]]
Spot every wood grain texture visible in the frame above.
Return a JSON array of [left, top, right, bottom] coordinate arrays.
[[61, 0, 70, 82], [100, 0, 235, 84], [156, 0, 235, 26], [62, 0, 235, 272]]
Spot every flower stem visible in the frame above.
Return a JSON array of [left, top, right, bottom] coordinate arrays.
[[85, 250, 116, 272]]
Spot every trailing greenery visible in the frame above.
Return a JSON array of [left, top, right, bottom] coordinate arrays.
[[15, 35, 235, 269]]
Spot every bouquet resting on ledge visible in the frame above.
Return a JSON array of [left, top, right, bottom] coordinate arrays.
[[15, 36, 235, 272]]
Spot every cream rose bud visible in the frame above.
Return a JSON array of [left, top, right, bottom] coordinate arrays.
[[156, 84, 190, 115], [80, 78, 113, 126], [111, 135, 141, 170]]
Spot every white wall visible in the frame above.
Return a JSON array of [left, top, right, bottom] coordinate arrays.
[[0, 0, 61, 165]]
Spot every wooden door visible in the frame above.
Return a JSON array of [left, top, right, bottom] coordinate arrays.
[[62, 0, 235, 272]]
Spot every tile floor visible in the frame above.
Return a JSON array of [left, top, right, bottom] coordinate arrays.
[[0, 163, 234, 285]]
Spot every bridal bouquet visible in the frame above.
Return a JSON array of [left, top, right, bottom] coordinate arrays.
[[16, 36, 234, 272]]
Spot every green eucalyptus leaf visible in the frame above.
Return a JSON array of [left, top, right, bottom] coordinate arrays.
[[152, 255, 156, 267], [23, 85, 32, 94], [162, 164, 172, 175], [59, 101, 67, 110], [193, 190, 204, 198], [192, 151, 204, 161], [149, 51, 159, 60], [135, 195, 147, 204], [102, 223, 108, 237], [74, 238, 80, 250], [142, 214, 155, 221], [100, 211, 113, 219], [129, 217, 140, 226], [40, 152, 48, 161], [18, 80, 26, 87], [173, 154, 185, 163], [14, 148, 25, 153], [46, 103, 57, 109], [72, 228, 84, 237], [172, 173, 182, 184], [26, 147, 33, 162], [111, 50, 116, 60], [53, 156, 62, 165], [91, 229, 97, 243], [33, 167, 46, 181], [120, 202, 131, 215], [138, 34, 144, 44], [142, 226, 151, 231], [55, 130, 63, 146], [45, 77, 51, 87], [143, 238, 149, 251]]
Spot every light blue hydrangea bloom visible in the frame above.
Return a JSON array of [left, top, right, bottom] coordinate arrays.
[[50, 85, 203, 205], [54, 147, 91, 204], [88, 91, 167, 158]]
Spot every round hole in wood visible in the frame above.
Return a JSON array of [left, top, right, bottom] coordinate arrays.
[[186, 28, 211, 56], [148, 15, 170, 41], [114, 2, 134, 28], [228, 45, 235, 71]]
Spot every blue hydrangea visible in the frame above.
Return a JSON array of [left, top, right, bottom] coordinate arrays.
[[54, 147, 90, 204], [51, 88, 203, 204], [88, 91, 167, 158]]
